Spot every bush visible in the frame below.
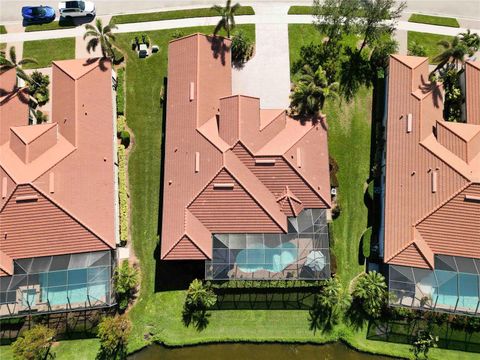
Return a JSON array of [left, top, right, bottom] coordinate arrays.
[[116, 68, 125, 115], [332, 204, 341, 219], [28, 71, 50, 106], [114, 260, 139, 311], [352, 271, 387, 319], [118, 144, 128, 243], [172, 29, 185, 39], [96, 315, 131, 360], [120, 130, 130, 148], [183, 279, 217, 330], [408, 41, 427, 57], [112, 47, 125, 65], [117, 115, 126, 135], [12, 324, 55, 360], [34, 110, 48, 124], [362, 227, 372, 258], [231, 29, 254, 65], [367, 180, 374, 200], [329, 155, 339, 188]]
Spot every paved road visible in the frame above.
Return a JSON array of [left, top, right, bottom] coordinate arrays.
[[1, 0, 479, 23]]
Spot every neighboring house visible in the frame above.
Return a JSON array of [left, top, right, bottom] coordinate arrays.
[[161, 33, 332, 281], [383, 55, 480, 315], [0, 58, 118, 318]]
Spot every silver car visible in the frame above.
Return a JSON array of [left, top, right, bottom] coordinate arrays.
[[58, 1, 95, 18]]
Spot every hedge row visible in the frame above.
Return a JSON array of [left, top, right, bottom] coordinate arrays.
[[210, 280, 325, 289], [118, 144, 128, 243], [116, 68, 125, 115]]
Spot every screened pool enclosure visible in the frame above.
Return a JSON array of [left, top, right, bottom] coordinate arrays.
[[389, 255, 480, 316], [205, 209, 330, 280], [0, 251, 114, 318]]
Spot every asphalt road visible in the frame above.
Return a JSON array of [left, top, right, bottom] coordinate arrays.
[[0, 0, 479, 23]]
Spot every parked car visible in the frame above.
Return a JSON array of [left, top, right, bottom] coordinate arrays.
[[58, 1, 95, 18], [21, 5, 56, 22]]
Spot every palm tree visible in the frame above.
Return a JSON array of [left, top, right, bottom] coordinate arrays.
[[0, 46, 37, 84], [433, 36, 468, 71], [185, 279, 217, 309], [352, 271, 387, 319], [458, 29, 480, 57], [290, 64, 339, 119], [83, 18, 118, 59], [212, 0, 241, 38]]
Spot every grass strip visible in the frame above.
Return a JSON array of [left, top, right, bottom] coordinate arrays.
[[110, 6, 254, 25], [288, 6, 313, 15], [408, 13, 460, 28], [22, 37, 75, 69], [25, 19, 77, 32]]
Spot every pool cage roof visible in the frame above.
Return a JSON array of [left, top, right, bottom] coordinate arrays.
[[206, 209, 330, 281], [389, 255, 480, 316]]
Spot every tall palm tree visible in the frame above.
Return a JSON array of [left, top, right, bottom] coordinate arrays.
[[458, 29, 480, 57], [83, 18, 118, 59], [352, 271, 387, 319], [290, 64, 339, 118], [0, 46, 37, 84], [212, 0, 241, 38], [433, 36, 468, 71]]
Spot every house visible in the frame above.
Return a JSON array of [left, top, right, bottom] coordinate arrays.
[[161, 33, 332, 280], [0, 58, 118, 317], [383, 55, 480, 315]]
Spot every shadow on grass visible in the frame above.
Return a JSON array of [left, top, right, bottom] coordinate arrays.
[[182, 306, 210, 332]]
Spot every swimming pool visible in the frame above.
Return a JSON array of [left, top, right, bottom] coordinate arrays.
[[236, 242, 297, 273]]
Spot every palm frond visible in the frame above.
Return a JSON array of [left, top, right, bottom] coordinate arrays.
[[18, 57, 37, 66], [83, 30, 99, 40], [86, 38, 99, 53], [8, 47, 17, 66]]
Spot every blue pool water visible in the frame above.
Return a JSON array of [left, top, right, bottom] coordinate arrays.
[[236, 243, 297, 273]]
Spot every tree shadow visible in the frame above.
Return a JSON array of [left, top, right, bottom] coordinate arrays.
[[345, 299, 368, 331], [182, 305, 210, 332], [83, 57, 110, 72], [207, 36, 230, 66], [339, 47, 372, 102], [419, 74, 443, 109], [308, 296, 335, 334]]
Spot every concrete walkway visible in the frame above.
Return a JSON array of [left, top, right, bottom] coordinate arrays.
[[232, 5, 291, 109]]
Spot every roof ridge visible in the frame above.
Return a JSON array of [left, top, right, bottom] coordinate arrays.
[[162, 233, 208, 259], [10, 123, 56, 144]]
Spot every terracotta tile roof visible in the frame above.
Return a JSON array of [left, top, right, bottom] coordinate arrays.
[[385, 56, 480, 268], [161, 34, 331, 260], [0, 58, 116, 266]]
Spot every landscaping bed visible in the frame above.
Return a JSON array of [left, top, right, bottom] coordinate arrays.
[[22, 37, 75, 69]]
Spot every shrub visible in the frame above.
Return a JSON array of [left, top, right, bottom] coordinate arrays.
[[408, 41, 427, 57], [118, 144, 128, 243], [117, 115, 126, 135], [28, 71, 50, 106], [231, 29, 254, 65], [112, 47, 124, 65], [183, 279, 217, 330], [362, 226, 372, 258], [172, 29, 185, 39], [114, 260, 139, 311], [352, 271, 387, 319], [96, 315, 131, 360], [34, 110, 48, 124], [331, 204, 341, 219], [329, 155, 339, 188], [12, 324, 55, 360], [120, 130, 130, 148], [116, 68, 125, 115]]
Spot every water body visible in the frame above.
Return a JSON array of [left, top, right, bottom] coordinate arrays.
[[129, 343, 396, 360]]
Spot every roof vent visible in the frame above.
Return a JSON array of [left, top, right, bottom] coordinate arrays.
[[431, 170, 437, 193], [255, 159, 276, 165], [1, 178, 7, 199], [465, 195, 480, 202], [189, 82, 195, 101], [49, 172, 55, 194], [195, 152, 200, 173], [15, 195, 38, 203], [407, 113, 412, 133], [296, 148, 302, 168], [213, 183, 234, 189]]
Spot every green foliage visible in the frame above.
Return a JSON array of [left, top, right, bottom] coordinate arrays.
[[290, 64, 339, 118], [110, 7, 254, 25], [352, 271, 387, 319], [0, 25, 6, 35], [96, 315, 131, 360], [34, 110, 48, 124], [339, 47, 372, 101], [116, 68, 125, 115], [84, 18, 118, 59], [114, 260, 139, 311], [441, 67, 463, 122], [410, 330, 438, 359], [117, 115, 126, 135], [288, 6, 313, 14], [1, 46, 37, 83], [408, 14, 460, 28], [120, 130, 130, 148], [292, 42, 339, 84], [212, 0, 241, 38], [171, 30, 185, 39], [369, 38, 398, 79], [118, 144, 128, 243], [361, 226, 372, 258], [407, 32, 454, 64], [459, 29, 480, 56], [28, 71, 50, 106], [433, 36, 469, 71], [231, 29, 254, 65], [112, 47, 125, 65], [183, 279, 217, 330], [408, 41, 427, 56], [12, 325, 55, 360]]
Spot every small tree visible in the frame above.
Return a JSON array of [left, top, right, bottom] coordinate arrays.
[[12, 325, 55, 360], [408, 41, 427, 57], [433, 36, 468, 72], [28, 71, 50, 106], [410, 329, 438, 359], [231, 29, 254, 65], [84, 18, 118, 59], [183, 279, 217, 330], [96, 315, 131, 360], [313, 0, 357, 48], [212, 0, 241, 38], [441, 66, 463, 122], [352, 271, 387, 318], [114, 260, 139, 311]]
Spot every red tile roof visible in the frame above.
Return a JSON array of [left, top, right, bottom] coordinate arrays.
[[385, 55, 480, 268], [0, 59, 116, 275], [161, 34, 331, 260]]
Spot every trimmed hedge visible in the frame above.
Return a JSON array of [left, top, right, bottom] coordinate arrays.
[[116, 68, 125, 115], [0, 25, 7, 34], [362, 227, 372, 258], [120, 130, 130, 148], [118, 144, 128, 243], [117, 115, 126, 135], [211, 280, 324, 289]]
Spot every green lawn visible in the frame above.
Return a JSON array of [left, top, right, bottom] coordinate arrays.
[[22, 37, 75, 69], [25, 19, 76, 32], [288, 6, 313, 15], [408, 13, 460, 28], [110, 6, 254, 25], [407, 31, 454, 64], [0, 25, 7, 34]]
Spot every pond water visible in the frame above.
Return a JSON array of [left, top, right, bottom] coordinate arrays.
[[129, 342, 396, 360]]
